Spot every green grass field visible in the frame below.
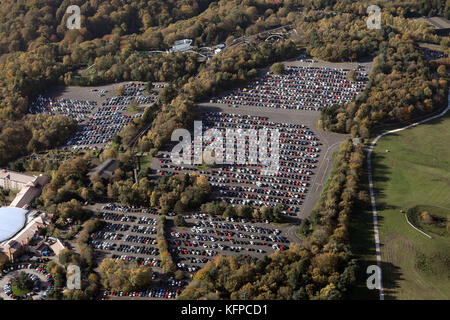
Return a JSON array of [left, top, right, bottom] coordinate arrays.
[[127, 104, 144, 114], [407, 205, 449, 239], [347, 173, 379, 300], [371, 112, 450, 299], [11, 285, 31, 297], [138, 155, 152, 172]]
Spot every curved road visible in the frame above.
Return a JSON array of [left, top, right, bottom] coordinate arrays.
[[367, 96, 450, 301], [0, 269, 49, 300]]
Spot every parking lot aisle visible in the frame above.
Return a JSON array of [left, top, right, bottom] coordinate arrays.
[[88, 204, 183, 300], [28, 82, 162, 150]]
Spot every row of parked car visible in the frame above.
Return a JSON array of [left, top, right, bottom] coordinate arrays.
[[111, 255, 161, 267], [103, 288, 180, 299], [1, 264, 53, 300], [156, 111, 321, 213], [101, 203, 157, 214], [209, 65, 367, 110]]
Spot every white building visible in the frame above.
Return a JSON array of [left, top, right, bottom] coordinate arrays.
[[0, 170, 49, 209], [0, 208, 49, 262], [170, 39, 193, 53], [0, 170, 36, 190]]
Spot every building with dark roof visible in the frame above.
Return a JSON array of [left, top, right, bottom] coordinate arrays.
[[88, 159, 119, 180]]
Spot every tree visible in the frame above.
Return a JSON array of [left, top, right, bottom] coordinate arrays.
[[270, 62, 285, 75], [347, 69, 356, 82], [437, 65, 446, 78], [99, 259, 152, 292], [115, 85, 125, 96], [145, 81, 154, 94], [13, 272, 34, 293], [0, 252, 7, 270], [174, 214, 187, 227]]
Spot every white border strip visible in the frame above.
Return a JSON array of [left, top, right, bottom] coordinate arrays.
[[404, 214, 432, 239], [367, 96, 450, 301]]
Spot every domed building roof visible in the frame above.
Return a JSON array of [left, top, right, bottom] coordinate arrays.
[[0, 207, 28, 242]]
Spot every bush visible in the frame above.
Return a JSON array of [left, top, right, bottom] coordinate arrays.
[[270, 62, 285, 75], [174, 215, 187, 227], [12, 272, 34, 293]]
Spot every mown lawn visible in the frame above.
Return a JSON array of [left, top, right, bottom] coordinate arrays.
[[126, 104, 143, 114], [139, 155, 152, 172], [371, 112, 450, 299], [348, 167, 380, 300], [11, 285, 31, 297]]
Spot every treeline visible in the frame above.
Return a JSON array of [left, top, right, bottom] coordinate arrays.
[[0, 44, 64, 120], [106, 174, 211, 213], [137, 0, 300, 49], [0, 0, 215, 54], [200, 201, 285, 223], [319, 36, 448, 139], [156, 216, 181, 278], [297, 10, 440, 62], [99, 258, 153, 292], [73, 50, 201, 86], [179, 140, 365, 300], [298, 13, 381, 62], [8, 150, 84, 174], [330, 0, 449, 18], [0, 114, 76, 167], [378, 0, 449, 19]]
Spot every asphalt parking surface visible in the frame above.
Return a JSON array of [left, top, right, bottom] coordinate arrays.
[[0, 265, 52, 300], [153, 105, 348, 221], [169, 213, 292, 273], [86, 204, 184, 300], [28, 82, 166, 150], [85, 203, 297, 298]]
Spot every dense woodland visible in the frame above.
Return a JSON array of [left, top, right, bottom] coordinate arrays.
[[99, 258, 153, 292], [0, 114, 76, 166], [319, 36, 448, 139], [297, 11, 442, 62], [0, 0, 215, 54]]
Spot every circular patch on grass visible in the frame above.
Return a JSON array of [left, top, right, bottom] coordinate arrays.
[[406, 205, 449, 237]]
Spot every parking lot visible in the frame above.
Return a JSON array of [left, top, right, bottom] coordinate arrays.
[[154, 111, 320, 215], [152, 58, 356, 222], [28, 82, 165, 150], [88, 203, 185, 300], [84, 58, 357, 296], [86, 202, 296, 298], [91, 204, 161, 268], [209, 63, 368, 111], [168, 213, 291, 273], [0, 264, 53, 300], [153, 104, 348, 222]]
